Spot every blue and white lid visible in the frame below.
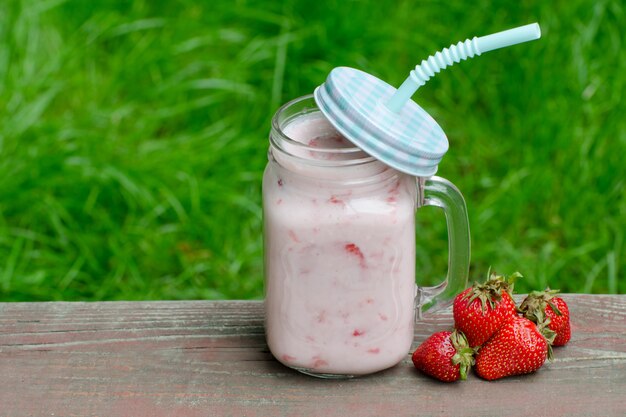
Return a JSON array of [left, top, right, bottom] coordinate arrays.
[[314, 66, 448, 177]]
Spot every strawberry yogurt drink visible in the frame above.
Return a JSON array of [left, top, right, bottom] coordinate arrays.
[[264, 95, 418, 377], [263, 95, 469, 377]]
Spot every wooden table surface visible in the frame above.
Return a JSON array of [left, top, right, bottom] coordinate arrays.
[[1, 294, 624, 417]]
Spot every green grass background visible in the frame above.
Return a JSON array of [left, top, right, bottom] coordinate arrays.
[[0, 0, 624, 301]]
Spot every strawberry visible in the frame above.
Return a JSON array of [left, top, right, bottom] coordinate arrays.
[[411, 330, 475, 382], [453, 271, 521, 347], [519, 288, 571, 346], [475, 315, 549, 380]]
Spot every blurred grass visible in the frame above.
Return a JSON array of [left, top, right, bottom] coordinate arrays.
[[0, 0, 624, 301]]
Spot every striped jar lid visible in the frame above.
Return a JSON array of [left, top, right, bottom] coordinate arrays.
[[314, 67, 448, 177]]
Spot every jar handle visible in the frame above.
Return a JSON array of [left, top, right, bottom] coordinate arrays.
[[415, 176, 471, 319]]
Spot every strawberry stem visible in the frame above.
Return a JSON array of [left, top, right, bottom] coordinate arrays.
[[462, 270, 521, 315], [450, 330, 476, 381]]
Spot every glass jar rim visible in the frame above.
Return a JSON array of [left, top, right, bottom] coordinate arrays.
[[270, 94, 378, 168]]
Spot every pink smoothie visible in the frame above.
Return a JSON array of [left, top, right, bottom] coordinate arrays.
[[263, 112, 418, 376]]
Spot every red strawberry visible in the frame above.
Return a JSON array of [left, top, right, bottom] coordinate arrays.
[[475, 315, 549, 380], [411, 330, 475, 382], [453, 271, 521, 347], [519, 288, 571, 346]]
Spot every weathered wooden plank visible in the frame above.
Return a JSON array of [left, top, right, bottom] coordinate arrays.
[[0, 295, 624, 417]]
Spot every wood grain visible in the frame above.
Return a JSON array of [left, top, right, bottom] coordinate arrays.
[[0, 295, 624, 417]]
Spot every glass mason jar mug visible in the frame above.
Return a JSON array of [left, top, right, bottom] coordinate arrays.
[[263, 95, 470, 377]]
